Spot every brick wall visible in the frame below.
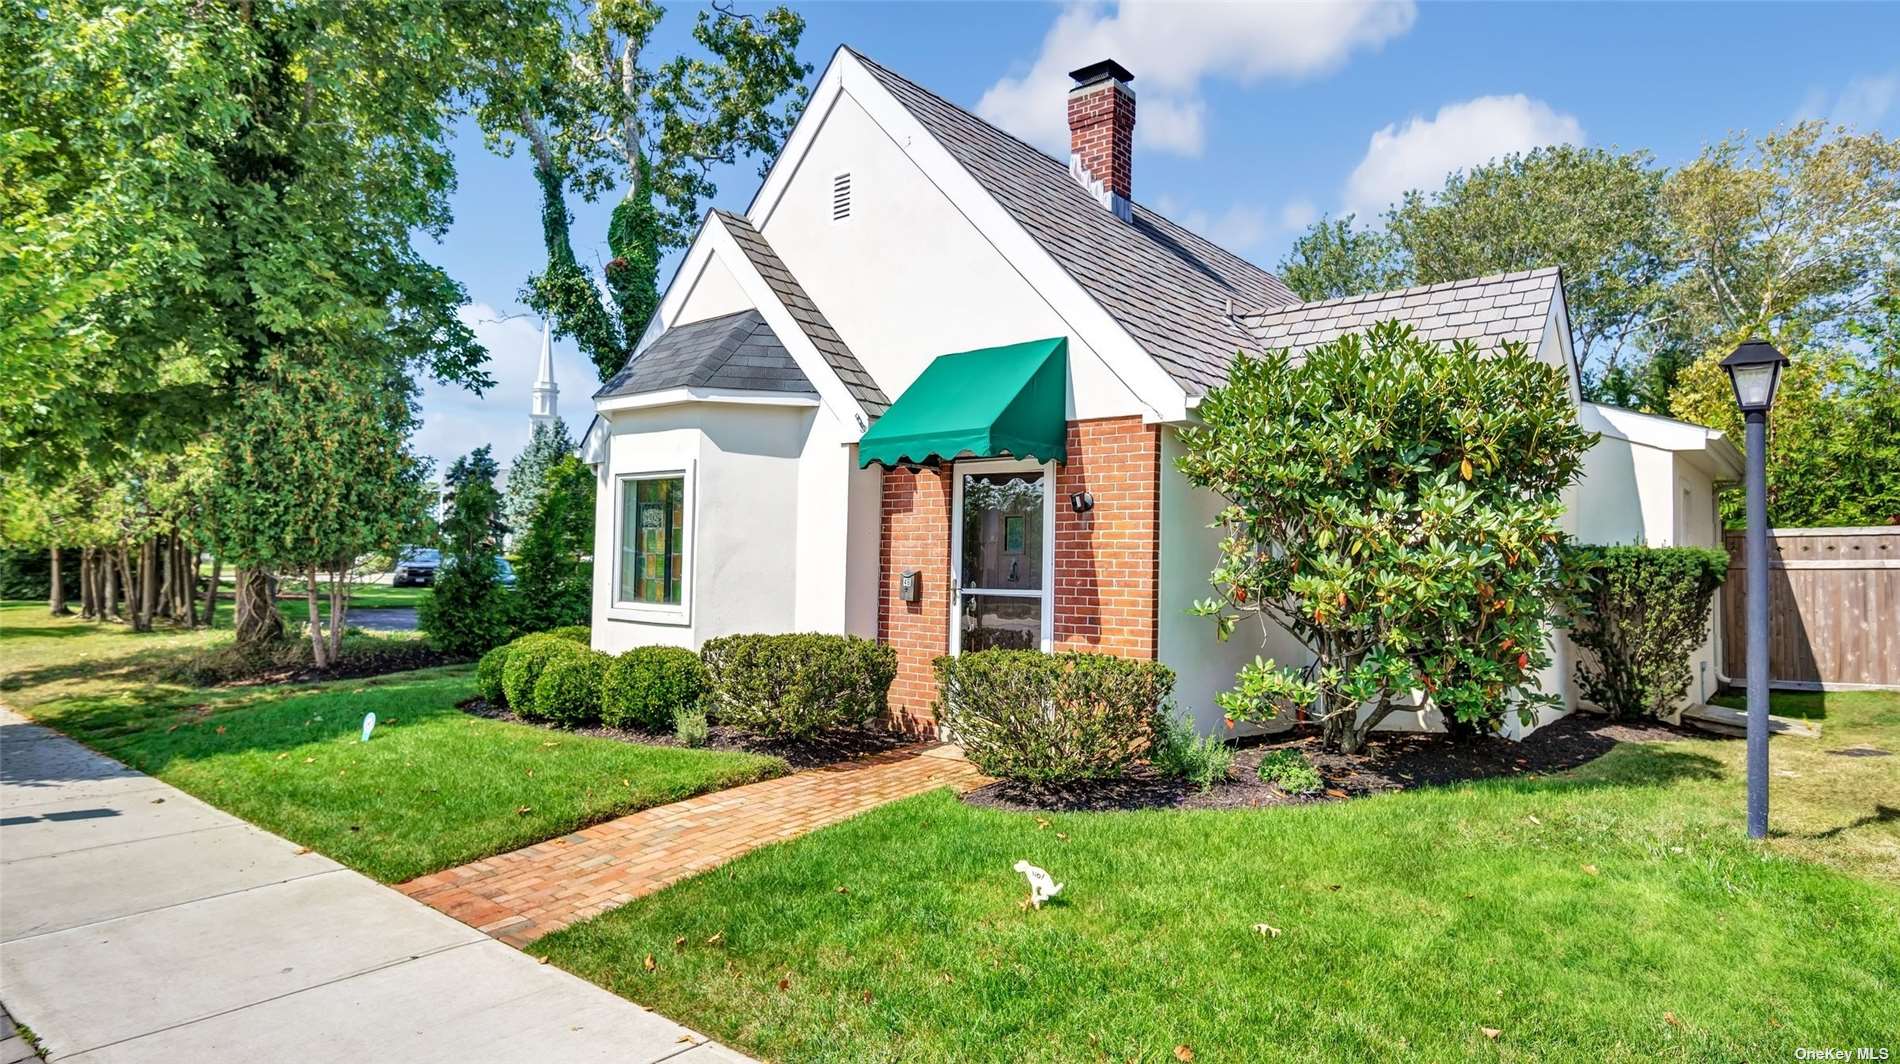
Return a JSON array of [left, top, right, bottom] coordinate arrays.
[[1066, 82, 1136, 202], [875, 416, 1161, 731], [1053, 416, 1160, 658], [878, 465, 951, 732]]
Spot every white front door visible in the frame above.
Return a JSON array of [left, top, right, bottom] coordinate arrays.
[[948, 458, 1056, 654]]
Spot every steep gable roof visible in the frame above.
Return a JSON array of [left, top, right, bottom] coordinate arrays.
[[850, 49, 1300, 396], [713, 211, 891, 416], [594, 309, 814, 400], [1240, 268, 1561, 354]]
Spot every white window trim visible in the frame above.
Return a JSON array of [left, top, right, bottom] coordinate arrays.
[[607, 463, 695, 627], [947, 457, 1057, 655]]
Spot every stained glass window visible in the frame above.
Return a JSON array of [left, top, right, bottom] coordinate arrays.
[[618, 476, 683, 605]]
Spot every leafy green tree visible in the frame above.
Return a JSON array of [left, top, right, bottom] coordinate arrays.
[[421, 447, 513, 656], [511, 455, 596, 633], [1177, 322, 1595, 753], [1275, 215, 1402, 302], [1660, 123, 1900, 356], [205, 348, 430, 667], [483, 0, 811, 379], [505, 419, 578, 536]]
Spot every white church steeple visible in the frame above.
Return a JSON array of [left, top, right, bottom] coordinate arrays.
[[530, 319, 559, 427]]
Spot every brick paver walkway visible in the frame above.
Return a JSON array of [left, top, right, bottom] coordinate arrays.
[[398, 744, 988, 948]]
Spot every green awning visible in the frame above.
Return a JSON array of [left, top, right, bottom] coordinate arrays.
[[857, 337, 1068, 468]]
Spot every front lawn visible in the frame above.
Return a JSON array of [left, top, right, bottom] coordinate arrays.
[[533, 694, 1900, 1062], [2, 605, 785, 882]]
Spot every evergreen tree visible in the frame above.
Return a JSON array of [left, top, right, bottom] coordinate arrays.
[[512, 455, 595, 632], [505, 419, 577, 536], [420, 446, 512, 655]]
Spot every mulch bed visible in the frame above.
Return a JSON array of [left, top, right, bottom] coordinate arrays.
[[961, 712, 1710, 814], [457, 698, 917, 769]]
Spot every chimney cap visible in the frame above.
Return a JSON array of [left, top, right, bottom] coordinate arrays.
[[1068, 59, 1134, 89]]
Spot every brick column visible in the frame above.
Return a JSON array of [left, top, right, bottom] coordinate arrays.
[[1054, 417, 1160, 659], [878, 466, 951, 732]]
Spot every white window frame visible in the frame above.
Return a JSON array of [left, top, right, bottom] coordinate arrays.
[[608, 463, 695, 626], [947, 457, 1056, 655]]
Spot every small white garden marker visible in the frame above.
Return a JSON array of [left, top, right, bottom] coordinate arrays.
[[1013, 860, 1063, 909], [360, 712, 376, 742]]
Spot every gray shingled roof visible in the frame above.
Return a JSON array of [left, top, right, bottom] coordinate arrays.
[[851, 49, 1300, 396], [714, 210, 891, 417], [1240, 268, 1561, 354], [594, 309, 816, 401]]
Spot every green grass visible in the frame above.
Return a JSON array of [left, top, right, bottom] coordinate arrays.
[[1, 603, 785, 882], [533, 694, 1900, 1062]]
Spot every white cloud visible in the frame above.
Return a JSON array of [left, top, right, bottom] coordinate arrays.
[[1796, 72, 1898, 132], [413, 303, 596, 482], [1343, 95, 1584, 217], [977, 0, 1416, 158], [1278, 198, 1318, 232]]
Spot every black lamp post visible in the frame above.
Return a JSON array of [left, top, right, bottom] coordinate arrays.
[[1720, 338, 1788, 840]]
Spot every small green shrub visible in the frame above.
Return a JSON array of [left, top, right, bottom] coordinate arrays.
[[701, 633, 897, 740], [544, 625, 592, 644], [502, 634, 584, 712], [476, 645, 511, 705], [529, 647, 610, 726], [933, 650, 1174, 784], [674, 706, 711, 747], [602, 646, 709, 731], [1568, 545, 1729, 718], [1257, 749, 1323, 794], [1149, 712, 1233, 791]]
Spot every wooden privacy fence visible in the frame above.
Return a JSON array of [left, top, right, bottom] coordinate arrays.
[[1721, 526, 1900, 688]]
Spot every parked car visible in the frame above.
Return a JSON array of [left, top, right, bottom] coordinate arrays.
[[392, 548, 440, 587]]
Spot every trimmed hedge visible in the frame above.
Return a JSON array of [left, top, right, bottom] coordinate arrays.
[[476, 645, 511, 704], [544, 625, 592, 644], [701, 633, 897, 740], [502, 634, 586, 711], [530, 648, 611, 726], [1569, 545, 1729, 719], [602, 646, 708, 731], [933, 650, 1174, 784]]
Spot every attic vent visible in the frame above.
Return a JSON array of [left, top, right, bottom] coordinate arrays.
[[831, 172, 851, 221]]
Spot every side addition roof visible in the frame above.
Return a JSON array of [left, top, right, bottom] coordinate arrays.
[[594, 309, 815, 400], [713, 210, 890, 416], [851, 49, 1301, 396], [1240, 268, 1561, 354]]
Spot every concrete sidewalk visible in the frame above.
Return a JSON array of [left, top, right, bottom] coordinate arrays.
[[0, 707, 748, 1063]]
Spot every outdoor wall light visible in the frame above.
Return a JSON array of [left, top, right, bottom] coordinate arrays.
[[1069, 490, 1094, 514]]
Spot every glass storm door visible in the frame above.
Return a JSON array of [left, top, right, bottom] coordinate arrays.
[[952, 463, 1053, 654]]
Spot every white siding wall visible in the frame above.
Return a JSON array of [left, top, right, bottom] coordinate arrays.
[[592, 403, 822, 654], [756, 92, 1144, 421], [672, 252, 753, 324]]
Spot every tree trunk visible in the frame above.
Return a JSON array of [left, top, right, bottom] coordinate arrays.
[[79, 548, 97, 619], [155, 534, 174, 621], [234, 567, 284, 645], [49, 546, 70, 616], [137, 537, 158, 631], [326, 564, 348, 662], [202, 555, 224, 628], [103, 548, 119, 621], [305, 565, 328, 669]]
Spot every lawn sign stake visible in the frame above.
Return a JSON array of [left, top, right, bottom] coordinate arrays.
[[361, 712, 376, 742]]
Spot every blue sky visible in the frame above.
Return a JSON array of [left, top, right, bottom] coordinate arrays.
[[414, 0, 1900, 476]]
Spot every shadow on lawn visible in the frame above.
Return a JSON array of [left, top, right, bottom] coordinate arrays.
[[29, 668, 471, 775], [0, 623, 99, 640]]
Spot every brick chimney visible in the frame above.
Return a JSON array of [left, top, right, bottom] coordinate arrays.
[[1066, 59, 1135, 223]]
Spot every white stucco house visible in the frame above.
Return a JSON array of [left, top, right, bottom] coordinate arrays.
[[582, 47, 1738, 737]]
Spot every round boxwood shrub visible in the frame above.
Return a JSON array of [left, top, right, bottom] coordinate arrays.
[[701, 633, 897, 740], [602, 646, 708, 731], [544, 625, 592, 644], [502, 634, 583, 712], [476, 644, 511, 705], [933, 650, 1174, 784], [529, 647, 610, 726]]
